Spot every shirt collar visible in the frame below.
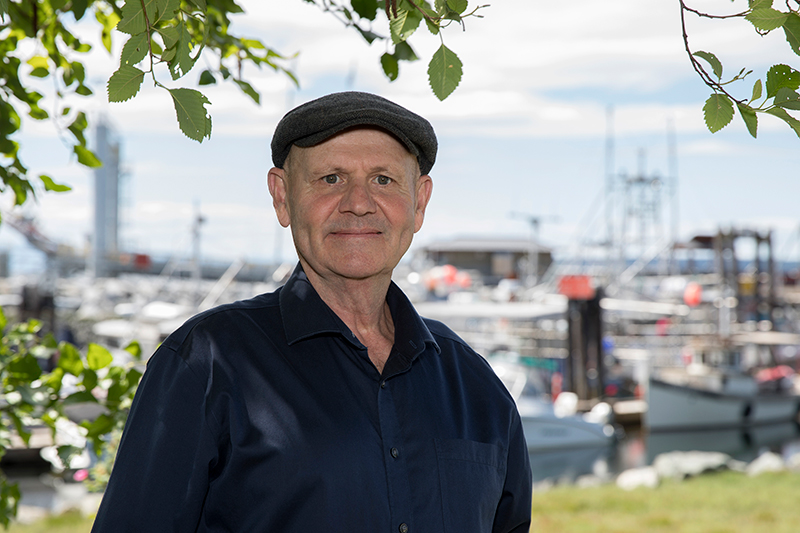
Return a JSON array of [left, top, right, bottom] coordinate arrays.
[[279, 263, 440, 361]]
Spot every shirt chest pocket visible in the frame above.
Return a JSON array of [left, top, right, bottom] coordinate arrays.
[[435, 438, 505, 533]]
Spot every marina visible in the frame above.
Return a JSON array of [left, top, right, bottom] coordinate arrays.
[[2, 115, 800, 523]]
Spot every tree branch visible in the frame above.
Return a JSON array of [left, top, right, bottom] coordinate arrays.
[[681, 2, 749, 20], [679, 0, 744, 105]]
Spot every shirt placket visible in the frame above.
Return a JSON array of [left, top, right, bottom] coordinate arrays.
[[377, 371, 413, 533]]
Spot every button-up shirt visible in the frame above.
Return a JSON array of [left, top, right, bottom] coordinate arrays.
[[92, 266, 532, 532]]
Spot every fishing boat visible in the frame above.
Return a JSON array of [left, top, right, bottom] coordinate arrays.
[[646, 366, 800, 431], [490, 358, 618, 452]]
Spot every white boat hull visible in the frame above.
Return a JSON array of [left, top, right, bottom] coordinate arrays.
[[521, 414, 615, 452], [646, 378, 800, 431]]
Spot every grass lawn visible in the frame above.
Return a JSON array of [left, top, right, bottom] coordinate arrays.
[[6, 471, 800, 532], [532, 470, 800, 533]]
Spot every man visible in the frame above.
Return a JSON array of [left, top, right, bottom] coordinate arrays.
[[92, 91, 532, 532]]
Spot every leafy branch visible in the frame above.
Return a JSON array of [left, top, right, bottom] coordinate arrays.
[[681, 0, 800, 138], [108, 0, 297, 141], [0, 312, 143, 527], [310, 0, 486, 100]]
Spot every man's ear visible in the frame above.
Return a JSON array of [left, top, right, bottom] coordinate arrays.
[[267, 167, 291, 228], [414, 174, 433, 233]]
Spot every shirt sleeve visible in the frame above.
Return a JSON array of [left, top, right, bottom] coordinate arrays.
[[492, 412, 533, 533], [91, 343, 219, 533]]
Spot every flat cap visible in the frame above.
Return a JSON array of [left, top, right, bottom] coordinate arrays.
[[271, 91, 437, 175]]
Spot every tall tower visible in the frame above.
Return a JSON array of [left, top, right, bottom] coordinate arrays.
[[92, 120, 121, 278]]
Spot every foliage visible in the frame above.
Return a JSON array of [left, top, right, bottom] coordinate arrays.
[[0, 1, 483, 152], [0, 310, 142, 527], [681, 0, 800, 138], [311, 0, 485, 100]]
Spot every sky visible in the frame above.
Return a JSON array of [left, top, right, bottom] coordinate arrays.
[[4, 0, 800, 273]]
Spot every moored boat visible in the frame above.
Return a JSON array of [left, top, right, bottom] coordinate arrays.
[[490, 358, 618, 451]]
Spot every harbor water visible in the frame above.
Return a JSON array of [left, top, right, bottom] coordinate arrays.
[[531, 420, 800, 486]]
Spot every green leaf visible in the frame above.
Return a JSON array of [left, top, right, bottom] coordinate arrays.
[[447, 0, 468, 14], [75, 84, 93, 96], [56, 445, 83, 470], [8, 354, 42, 381], [68, 111, 89, 145], [775, 87, 800, 110], [71, 0, 88, 20], [87, 343, 114, 370], [96, 9, 121, 52], [425, 16, 440, 35], [74, 145, 103, 168], [394, 41, 419, 62], [381, 53, 399, 81], [82, 368, 98, 390], [356, 26, 381, 44], [27, 56, 49, 70], [124, 340, 142, 360], [702, 93, 734, 133], [785, 13, 800, 55], [127, 367, 143, 389], [121, 32, 149, 66], [158, 25, 180, 49], [154, 0, 180, 24], [749, 0, 773, 8], [766, 106, 800, 138], [751, 78, 763, 101], [29, 68, 49, 78], [0, 0, 8, 16], [169, 88, 212, 142], [765, 64, 800, 98], [42, 367, 64, 393], [233, 79, 260, 104], [0, 306, 7, 331], [58, 342, 85, 376], [117, 0, 156, 35], [168, 23, 195, 79], [9, 413, 31, 447], [693, 51, 723, 79], [428, 44, 462, 100], [82, 413, 115, 437], [108, 65, 145, 103], [352, 0, 379, 20], [40, 175, 71, 192], [198, 69, 216, 85], [736, 102, 758, 138], [63, 391, 98, 405], [390, 7, 423, 44], [745, 8, 788, 31]]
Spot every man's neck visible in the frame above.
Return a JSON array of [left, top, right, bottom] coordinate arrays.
[[301, 264, 396, 373]]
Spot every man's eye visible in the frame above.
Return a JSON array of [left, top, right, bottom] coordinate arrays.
[[323, 175, 340, 184], [375, 175, 392, 185]]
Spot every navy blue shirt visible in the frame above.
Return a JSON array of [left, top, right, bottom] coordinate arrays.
[[92, 266, 532, 532]]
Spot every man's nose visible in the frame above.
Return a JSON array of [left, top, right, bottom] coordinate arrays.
[[339, 180, 377, 215]]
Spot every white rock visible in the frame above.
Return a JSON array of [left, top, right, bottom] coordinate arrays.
[[653, 451, 731, 480], [727, 459, 748, 473], [786, 452, 800, 472], [575, 475, 604, 488], [616, 466, 659, 491], [746, 451, 785, 476]]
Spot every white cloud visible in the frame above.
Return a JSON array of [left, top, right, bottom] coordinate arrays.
[[5, 0, 800, 269]]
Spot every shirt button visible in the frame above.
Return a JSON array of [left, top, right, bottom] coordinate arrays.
[[390, 447, 399, 458], [381, 381, 386, 389], [399, 523, 409, 533]]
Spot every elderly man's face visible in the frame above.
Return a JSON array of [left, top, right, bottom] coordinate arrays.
[[268, 127, 433, 283]]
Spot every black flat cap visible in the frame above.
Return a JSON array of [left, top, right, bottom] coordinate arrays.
[[271, 91, 437, 175]]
